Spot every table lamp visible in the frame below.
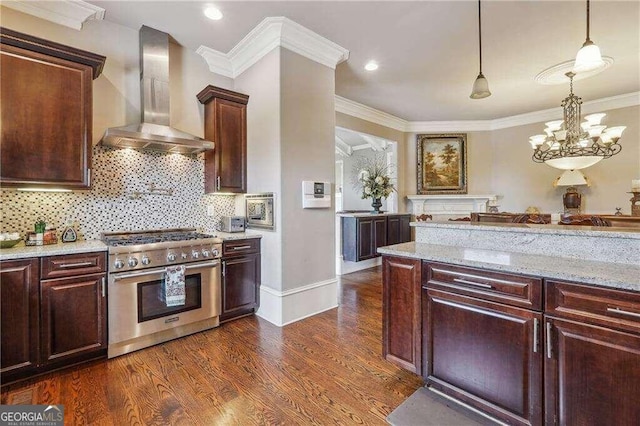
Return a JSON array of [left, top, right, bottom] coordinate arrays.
[[554, 169, 589, 214]]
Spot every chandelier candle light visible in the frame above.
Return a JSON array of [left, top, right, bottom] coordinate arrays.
[[529, 72, 625, 170]]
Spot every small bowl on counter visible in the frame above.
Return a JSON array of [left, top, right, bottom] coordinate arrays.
[[0, 232, 22, 249]]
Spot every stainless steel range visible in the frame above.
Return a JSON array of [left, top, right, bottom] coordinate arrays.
[[102, 228, 222, 358]]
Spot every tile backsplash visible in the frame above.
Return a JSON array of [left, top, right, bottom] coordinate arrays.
[[1, 146, 236, 239]]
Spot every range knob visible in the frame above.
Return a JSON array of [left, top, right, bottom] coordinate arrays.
[[167, 253, 177, 262], [181, 253, 188, 260], [114, 258, 125, 269], [191, 250, 200, 259], [128, 257, 138, 267], [201, 249, 210, 258], [141, 255, 151, 265], [211, 248, 219, 257]]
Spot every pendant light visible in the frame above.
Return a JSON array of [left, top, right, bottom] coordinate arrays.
[[573, 0, 604, 73], [470, 0, 491, 99]]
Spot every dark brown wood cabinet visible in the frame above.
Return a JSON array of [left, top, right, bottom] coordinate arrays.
[[0, 252, 107, 386], [197, 86, 249, 194], [544, 280, 640, 426], [382, 256, 422, 374], [0, 28, 105, 189], [342, 214, 411, 262], [423, 262, 543, 425], [383, 258, 640, 426], [0, 259, 40, 384], [220, 238, 261, 323]]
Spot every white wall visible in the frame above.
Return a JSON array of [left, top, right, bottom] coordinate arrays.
[[234, 48, 283, 292], [280, 49, 336, 292]]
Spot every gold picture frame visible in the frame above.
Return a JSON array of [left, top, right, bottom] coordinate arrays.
[[416, 133, 467, 194]]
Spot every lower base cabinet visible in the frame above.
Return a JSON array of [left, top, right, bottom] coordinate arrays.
[[423, 288, 542, 426], [1, 253, 107, 386], [220, 239, 261, 323], [382, 255, 640, 426], [545, 318, 640, 426]]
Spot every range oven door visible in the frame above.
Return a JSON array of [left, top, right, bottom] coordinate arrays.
[[108, 260, 221, 346]]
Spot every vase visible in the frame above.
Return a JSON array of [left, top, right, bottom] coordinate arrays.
[[371, 197, 383, 214]]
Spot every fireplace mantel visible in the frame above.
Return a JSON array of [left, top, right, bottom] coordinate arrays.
[[406, 194, 499, 217]]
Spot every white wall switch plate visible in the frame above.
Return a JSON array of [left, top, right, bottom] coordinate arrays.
[[207, 205, 215, 216]]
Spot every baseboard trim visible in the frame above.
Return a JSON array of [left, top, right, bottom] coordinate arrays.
[[338, 257, 382, 275], [256, 278, 338, 327]]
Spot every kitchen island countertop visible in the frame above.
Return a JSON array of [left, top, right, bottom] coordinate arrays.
[[0, 240, 108, 261], [378, 242, 640, 292]]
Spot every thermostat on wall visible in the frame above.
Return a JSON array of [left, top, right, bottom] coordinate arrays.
[[302, 181, 331, 208]]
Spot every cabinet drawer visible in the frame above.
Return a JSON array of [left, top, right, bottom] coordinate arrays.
[[424, 262, 542, 310], [223, 238, 260, 256], [41, 252, 106, 279], [546, 280, 640, 334]]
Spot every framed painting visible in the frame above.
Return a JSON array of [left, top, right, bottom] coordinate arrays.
[[416, 133, 467, 194]]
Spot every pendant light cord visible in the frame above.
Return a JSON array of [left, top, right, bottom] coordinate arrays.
[[478, 0, 483, 74], [585, 0, 591, 42]]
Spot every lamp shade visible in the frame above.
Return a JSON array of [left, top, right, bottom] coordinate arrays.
[[554, 169, 589, 187], [573, 41, 603, 73], [545, 155, 602, 170], [470, 73, 491, 99]]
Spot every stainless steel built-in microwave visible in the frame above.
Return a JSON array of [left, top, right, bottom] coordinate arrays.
[[245, 193, 275, 230]]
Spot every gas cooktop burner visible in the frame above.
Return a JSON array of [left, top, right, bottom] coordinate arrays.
[[103, 232, 215, 246], [102, 228, 216, 247]]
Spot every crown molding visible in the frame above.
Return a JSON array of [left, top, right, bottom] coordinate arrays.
[[197, 17, 349, 79], [3, 0, 105, 30], [335, 95, 407, 132], [336, 91, 640, 133]]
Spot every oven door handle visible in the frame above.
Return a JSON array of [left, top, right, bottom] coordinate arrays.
[[112, 260, 220, 281]]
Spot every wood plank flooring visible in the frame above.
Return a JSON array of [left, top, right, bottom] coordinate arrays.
[[1, 266, 423, 425]]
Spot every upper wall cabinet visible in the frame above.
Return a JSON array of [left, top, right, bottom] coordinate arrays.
[[0, 28, 106, 189], [197, 86, 249, 194]]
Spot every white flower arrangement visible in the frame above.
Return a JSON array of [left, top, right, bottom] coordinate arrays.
[[353, 155, 395, 200]]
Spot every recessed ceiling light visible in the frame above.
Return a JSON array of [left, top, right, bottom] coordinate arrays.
[[364, 61, 378, 71], [204, 6, 223, 21]]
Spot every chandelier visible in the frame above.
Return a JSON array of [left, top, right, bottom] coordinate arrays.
[[529, 72, 625, 170]]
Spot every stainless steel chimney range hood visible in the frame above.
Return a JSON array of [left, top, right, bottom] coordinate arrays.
[[101, 26, 213, 155]]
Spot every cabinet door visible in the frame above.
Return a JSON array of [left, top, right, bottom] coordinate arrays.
[[220, 253, 261, 322], [204, 98, 247, 193], [424, 288, 543, 426], [1, 45, 93, 189], [387, 216, 401, 245], [382, 256, 421, 374], [545, 317, 640, 426], [399, 215, 412, 243], [1, 259, 39, 382], [373, 217, 387, 253], [40, 273, 107, 365], [357, 218, 375, 260]]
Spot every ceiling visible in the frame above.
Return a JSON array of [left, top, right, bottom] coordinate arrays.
[[90, 1, 640, 122]]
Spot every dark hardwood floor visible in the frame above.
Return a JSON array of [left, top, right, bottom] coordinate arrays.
[[1, 266, 423, 425]]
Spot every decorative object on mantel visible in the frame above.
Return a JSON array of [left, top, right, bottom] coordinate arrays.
[[469, 0, 491, 99], [630, 193, 640, 217], [529, 72, 625, 170], [128, 182, 174, 200], [573, 0, 604, 74], [487, 199, 499, 213], [416, 134, 467, 194], [416, 214, 432, 222], [615, 207, 623, 216], [352, 154, 395, 214], [559, 215, 611, 227], [554, 169, 589, 214]]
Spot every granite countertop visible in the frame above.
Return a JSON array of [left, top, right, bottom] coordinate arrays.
[[412, 221, 640, 240], [215, 231, 263, 241], [337, 211, 410, 217], [0, 240, 108, 261], [378, 242, 640, 293]]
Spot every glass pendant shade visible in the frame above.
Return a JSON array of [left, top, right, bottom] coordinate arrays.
[[574, 41, 603, 73], [545, 156, 602, 170], [470, 73, 491, 99]]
